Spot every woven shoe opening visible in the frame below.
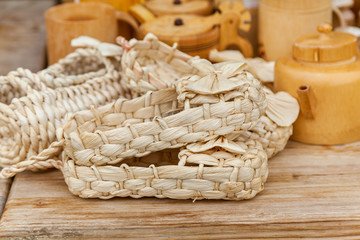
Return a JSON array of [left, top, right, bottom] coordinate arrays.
[[121, 149, 181, 167], [60, 53, 106, 76]]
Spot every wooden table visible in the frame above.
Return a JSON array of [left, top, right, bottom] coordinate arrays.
[[1, 141, 360, 239], [1, 1, 360, 239]]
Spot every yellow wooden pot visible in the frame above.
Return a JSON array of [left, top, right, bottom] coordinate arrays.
[[144, 0, 213, 16], [140, 14, 219, 58], [274, 23, 360, 145]]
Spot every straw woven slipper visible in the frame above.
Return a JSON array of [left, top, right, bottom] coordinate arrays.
[[0, 37, 131, 168], [119, 35, 299, 159], [1, 58, 269, 200]]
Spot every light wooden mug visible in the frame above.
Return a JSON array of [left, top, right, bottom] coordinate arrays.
[[45, 2, 139, 64]]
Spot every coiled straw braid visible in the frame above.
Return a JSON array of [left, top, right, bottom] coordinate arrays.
[[0, 39, 131, 168]]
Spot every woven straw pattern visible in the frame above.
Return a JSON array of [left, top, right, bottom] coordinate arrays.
[[63, 139, 268, 200], [0, 46, 130, 168], [119, 33, 199, 96], [234, 116, 293, 158]]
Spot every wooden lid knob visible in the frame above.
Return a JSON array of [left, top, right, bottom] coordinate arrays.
[[317, 23, 332, 34], [292, 23, 357, 63]]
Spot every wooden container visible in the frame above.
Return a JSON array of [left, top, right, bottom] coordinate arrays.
[[144, 0, 213, 16], [258, 0, 332, 61], [45, 2, 140, 64], [140, 14, 219, 58], [274, 23, 360, 145]]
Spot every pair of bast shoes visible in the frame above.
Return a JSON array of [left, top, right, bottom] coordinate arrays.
[[0, 34, 299, 200]]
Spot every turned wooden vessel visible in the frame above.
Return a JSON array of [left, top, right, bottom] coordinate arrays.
[[144, 0, 214, 16], [275, 23, 360, 145], [45, 2, 140, 64], [140, 14, 219, 58], [140, 1, 253, 58]]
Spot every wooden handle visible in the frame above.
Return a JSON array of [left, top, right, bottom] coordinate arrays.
[[332, 5, 347, 28], [219, 13, 253, 57], [297, 85, 316, 119], [115, 11, 141, 39]]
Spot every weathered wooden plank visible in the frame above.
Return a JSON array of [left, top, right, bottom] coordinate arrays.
[[0, 0, 54, 75], [0, 178, 12, 216], [1, 141, 360, 239]]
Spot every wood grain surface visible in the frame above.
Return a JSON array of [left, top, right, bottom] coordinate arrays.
[[1, 141, 360, 239], [0, 179, 12, 216], [0, 0, 54, 75]]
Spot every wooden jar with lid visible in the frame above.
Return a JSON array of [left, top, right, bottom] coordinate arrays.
[[140, 15, 219, 58], [144, 0, 213, 16], [139, 1, 254, 59], [274, 23, 360, 145]]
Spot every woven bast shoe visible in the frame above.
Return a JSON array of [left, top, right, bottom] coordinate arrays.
[[1, 59, 268, 200], [119, 34, 299, 159], [60, 59, 266, 167], [60, 59, 267, 200], [0, 37, 131, 168]]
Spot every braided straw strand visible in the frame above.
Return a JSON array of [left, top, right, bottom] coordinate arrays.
[[0, 140, 65, 178]]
